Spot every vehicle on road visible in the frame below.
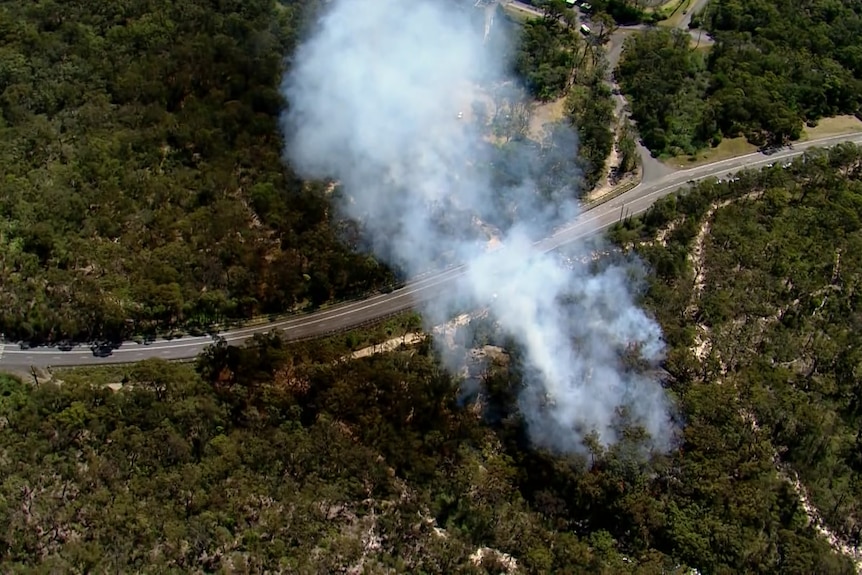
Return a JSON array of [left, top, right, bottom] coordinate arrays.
[[2, 132, 861, 370], [92, 346, 113, 358], [90, 341, 114, 358]]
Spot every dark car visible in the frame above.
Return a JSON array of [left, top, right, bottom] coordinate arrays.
[[90, 341, 114, 357], [92, 346, 113, 358], [58, 341, 74, 352]]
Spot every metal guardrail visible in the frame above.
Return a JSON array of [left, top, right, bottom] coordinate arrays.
[[582, 179, 639, 211]]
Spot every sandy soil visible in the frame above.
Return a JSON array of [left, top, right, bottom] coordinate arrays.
[[346, 312, 486, 361]]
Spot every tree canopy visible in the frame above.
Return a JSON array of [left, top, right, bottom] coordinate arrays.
[[612, 142, 862, 562], [7, 145, 862, 575], [0, 0, 394, 344], [617, 0, 862, 156], [511, 11, 615, 189]]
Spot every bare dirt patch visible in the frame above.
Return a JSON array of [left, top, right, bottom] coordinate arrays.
[[655, 218, 680, 247], [685, 191, 762, 363], [470, 547, 519, 574], [349, 333, 426, 360], [345, 311, 489, 361], [781, 467, 862, 572]]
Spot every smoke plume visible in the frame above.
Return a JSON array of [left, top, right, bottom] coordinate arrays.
[[281, 0, 675, 453]]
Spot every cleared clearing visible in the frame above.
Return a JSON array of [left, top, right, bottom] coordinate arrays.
[[664, 136, 757, 169], [667, 115, 862, 168], [651, 0, 686, 12], [800, 115, 862, 140], [528, 97, 566, 141], [500, 3, 537, 23], [656, 0, 693, 28]]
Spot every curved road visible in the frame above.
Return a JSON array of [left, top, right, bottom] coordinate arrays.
[[3, 133, 860, 370]]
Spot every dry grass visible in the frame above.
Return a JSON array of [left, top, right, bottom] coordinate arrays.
[[528, 97, 567, 140], [52, 364, 142, 387], [501, 3, 537, 23], [658, 8, 689, 28], [653, 0, 688, 13], [665, 115, 862, 168], [664, 136, 757, 169], [654, 0, 691, 25], [800, 115, 862, 140]]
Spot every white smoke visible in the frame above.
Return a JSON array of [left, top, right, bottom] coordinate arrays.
[[281, 0, 675, 453]]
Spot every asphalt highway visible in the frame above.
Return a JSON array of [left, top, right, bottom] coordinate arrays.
[[3, 132, 860, 370]]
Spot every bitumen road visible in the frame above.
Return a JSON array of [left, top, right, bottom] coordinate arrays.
[[679, 0, 712, 31], [3, 132, 860, 371]]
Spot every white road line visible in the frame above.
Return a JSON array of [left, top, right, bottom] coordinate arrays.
[[1, 139, 853, 360], [3, 133, 861, 368]]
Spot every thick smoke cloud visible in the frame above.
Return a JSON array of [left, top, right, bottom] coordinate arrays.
[[281, 0, 675, 453]]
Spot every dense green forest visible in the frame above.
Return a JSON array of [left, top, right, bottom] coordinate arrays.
[[615, 29, 711, 156], [617, 0, 862, 156], [0, 0, 618, 345], [5, 146, 862, 572], [0, 330, 851, 573], [4, 0, 861, 571], [613, 142, 862, 560], [0, 0, 394, 345], [513, 11, 615, 188]]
